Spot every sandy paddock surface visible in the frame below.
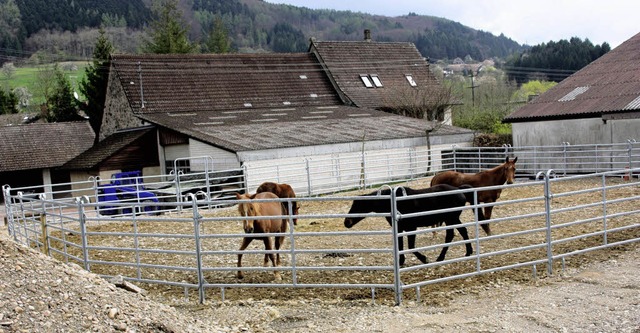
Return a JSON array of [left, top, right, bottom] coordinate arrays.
[[1, 176, 639, 332]]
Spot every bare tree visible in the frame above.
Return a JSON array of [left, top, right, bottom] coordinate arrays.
[[380, 82, 459, 173], [1, 62, 16, 80]]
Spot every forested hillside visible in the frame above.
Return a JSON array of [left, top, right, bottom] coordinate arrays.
[[504, 37, 611, 83], [0, 0, 525, 63]]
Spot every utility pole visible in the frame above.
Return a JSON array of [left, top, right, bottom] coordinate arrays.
[[467, 65, 483, 107]]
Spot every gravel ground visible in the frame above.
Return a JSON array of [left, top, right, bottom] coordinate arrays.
[[0, 228, 638, 332], [1, 177, 640, 332]]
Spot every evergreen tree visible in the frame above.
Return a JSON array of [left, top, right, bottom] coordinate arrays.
[[204, 15, 232, 53], [0, 89, 19, 114], [141, 0, 197, 54], [80, 28, 113, 143], [47, 64, 79, 122]]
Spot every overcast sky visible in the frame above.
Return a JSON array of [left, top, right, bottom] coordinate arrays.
[[264, 0, 638, 48]]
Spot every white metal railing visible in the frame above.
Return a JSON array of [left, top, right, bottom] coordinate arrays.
[[3, 168, 639, 305]]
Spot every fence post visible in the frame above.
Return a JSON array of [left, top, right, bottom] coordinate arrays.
[[562, 142, 569, 176], [39, 193, 49, 256], [390, 187, 402, 305], [542, 169, 556, 276], [305, 158, 312, 196], [190, 194, 206, 304], [601, 173, 608, 245], [452, 145, 458, 171], [77, 196, 90, 271], [628, 139, 636, 174]]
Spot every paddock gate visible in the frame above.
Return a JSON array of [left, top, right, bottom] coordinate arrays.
[[4, 166, 640, 305]]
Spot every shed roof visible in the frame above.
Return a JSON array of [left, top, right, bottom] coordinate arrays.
[[504, 32, 640, 123], [310, 40, 443, 108], [0, 121, 94, 172], [61, 127, 153, 170], [139, 105, 471, 152]]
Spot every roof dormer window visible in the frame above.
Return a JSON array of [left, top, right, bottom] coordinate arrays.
[[360, 74, 373, 88], [405, 74, 417, 87], [370, 74, 383, 87]]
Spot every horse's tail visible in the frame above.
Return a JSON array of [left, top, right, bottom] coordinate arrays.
[[457, 184, 476, 204]]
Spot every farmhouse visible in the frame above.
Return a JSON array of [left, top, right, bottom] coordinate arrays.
[[503, 32, 640, 146], [81, 34, 473, 188]]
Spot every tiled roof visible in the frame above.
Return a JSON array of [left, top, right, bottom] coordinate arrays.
[[139, 105, 472, 152], [504, 32, 640, 123], [311, 40, 443, 108], [61, 127, 153, 170], [111, 53, 342, 114], [0, 121, 94, 172]]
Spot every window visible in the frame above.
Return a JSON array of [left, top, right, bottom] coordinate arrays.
[[405, 74, 417, 87], [166, 159, 191, 174], [370, 74, 383, 87], [360, 75, 373, 88]]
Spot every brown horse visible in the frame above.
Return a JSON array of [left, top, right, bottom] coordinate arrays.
[[254, 181, 299, 225], [430, 156, 518, 236], [236, 192, 288, 280]]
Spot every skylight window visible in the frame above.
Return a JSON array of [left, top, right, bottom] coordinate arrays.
[[558, 86, 589, 102], [360, 75, 373, 88], [360, 74, 383, 88], [405, 75, 417, 87], [370, 74, 383, 87]]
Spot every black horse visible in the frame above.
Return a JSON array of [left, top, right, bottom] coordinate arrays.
[[344, 184, 473, 265]]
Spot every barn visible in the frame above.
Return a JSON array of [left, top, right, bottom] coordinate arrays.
[[504, 32, 640, 146], [0, 120, 94, 199], [87, 35, 474, 189]]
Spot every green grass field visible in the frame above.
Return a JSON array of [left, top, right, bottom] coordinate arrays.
[[1, 61, 90, 107]]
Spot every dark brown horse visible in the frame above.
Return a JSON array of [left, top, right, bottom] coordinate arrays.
[[430, 156, 518, 236], [254, 181, 299, 225], [236, 192, 287, 280]]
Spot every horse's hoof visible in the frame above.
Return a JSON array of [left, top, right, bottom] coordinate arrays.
[[274, 275, 282, 281], [237, 274, 244, 279]]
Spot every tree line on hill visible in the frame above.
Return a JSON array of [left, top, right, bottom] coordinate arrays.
[[0, 0, 614, 139]]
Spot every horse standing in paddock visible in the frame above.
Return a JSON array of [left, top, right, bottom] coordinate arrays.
[[430, 156, 518, 236], [343, 184, 473, 265], [236, 192, 287, 280], [254, 182, 299, 225]]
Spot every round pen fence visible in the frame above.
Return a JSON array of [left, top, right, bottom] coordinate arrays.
[[3, 168, 640, 305]]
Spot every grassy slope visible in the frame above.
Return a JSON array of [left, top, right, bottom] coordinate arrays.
[[1, 61, 90, 108]]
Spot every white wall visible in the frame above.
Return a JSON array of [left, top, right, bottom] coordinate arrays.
[[512, 118, 640, 147]]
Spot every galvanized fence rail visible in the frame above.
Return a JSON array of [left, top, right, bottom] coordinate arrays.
[[3, 168, 640, 305]]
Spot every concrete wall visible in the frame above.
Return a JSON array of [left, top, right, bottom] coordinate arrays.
[[512, 118, 640, 147]]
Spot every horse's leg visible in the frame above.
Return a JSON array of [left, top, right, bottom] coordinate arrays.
[[237, 237, 252, 279], [455, 220, 473, 257], [480, 204, 493, 236], [407, 233, 428, 264], [397, 234, 406, 266], [262, 237, 280, 281], [274, 236, 285, 267], [436, 227, 455, 262]]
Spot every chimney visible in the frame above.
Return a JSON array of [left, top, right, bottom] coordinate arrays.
[[364, 29, 371, 42]]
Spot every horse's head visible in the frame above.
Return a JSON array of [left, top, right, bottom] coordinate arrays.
[[236, 193, 257, 233], [504, 156, 518, 184], [344, 192, 382, 228]]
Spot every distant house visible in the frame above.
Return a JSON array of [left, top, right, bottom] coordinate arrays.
[[0, 121, 94, 198], [503, 32, 640, 146], [80, 34, 474, 190]]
